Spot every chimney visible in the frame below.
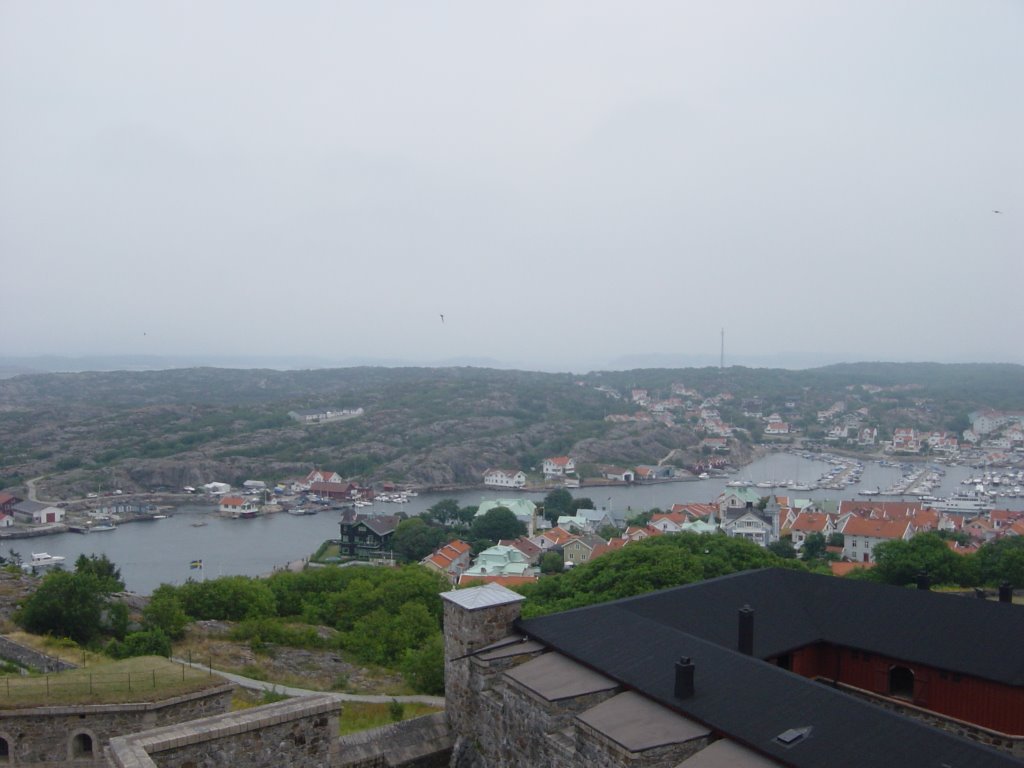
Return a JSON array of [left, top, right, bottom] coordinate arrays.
[[738, 604, 754, 655], [916, 572, 930, 591], [674, 656, 695, 699], [999, 582, 1013, 603]]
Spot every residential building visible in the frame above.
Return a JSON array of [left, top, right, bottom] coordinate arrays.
[[840, 517, 914, 562], [542, 456, 575, 477], [218, 496, 258, 517], [304, 469, 343, 485], [337, 511, 402, 560], [561, 534, 609, 567], [420, 539, 472, 584], [476, 498, 537, 535], [460, 544, 536, 582], [483, 469, 527, 489], [0, 492, 16, 516]]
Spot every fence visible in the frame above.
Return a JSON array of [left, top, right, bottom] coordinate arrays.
[[0, 662, 212, 706]]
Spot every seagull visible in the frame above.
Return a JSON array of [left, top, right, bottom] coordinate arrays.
[[440, 314, 445, 324], [993, 210, 1002, 214]]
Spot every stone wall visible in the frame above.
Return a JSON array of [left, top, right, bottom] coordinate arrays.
[[106, 695, 340, 768], [0, 634, 76, 672], [335, 712, 453, 768], [0, 684, 233, 766]]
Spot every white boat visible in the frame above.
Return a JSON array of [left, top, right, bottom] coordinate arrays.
[[89, 523, 117, 532], [25, 553, 66, 569]]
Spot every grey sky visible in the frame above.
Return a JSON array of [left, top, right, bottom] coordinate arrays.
[[2, 1, 1021, 372]]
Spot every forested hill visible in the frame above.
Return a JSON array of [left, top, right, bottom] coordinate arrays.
[[0, 363, 1021, 497]]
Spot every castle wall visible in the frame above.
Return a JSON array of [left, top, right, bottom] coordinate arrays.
[[106, 695, 340, 768], [0, 684, 233, 766]]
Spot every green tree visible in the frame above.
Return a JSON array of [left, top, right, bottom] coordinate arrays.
[[800, 533, 828, 561], [970, 537, 1024, 587], [540, 551, 565, 574], [392, 518, 447, 562], [108, 628, 172, 659], [872, 533, 970, 587], [16, 571, 106, 644], [422, 499, 460, 527], [176, 575, 278, 621], [400, 632, 445, 695], [143, 584, 190, 639], [74, 553, 125, 592], [571, 497, 596, 512], [543, 489, 574, 524], [469, 507, 526, 544], [767, 538, 797, 560]]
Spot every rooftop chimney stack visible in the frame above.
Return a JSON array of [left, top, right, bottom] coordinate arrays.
[[999, 582, 1013, 603], [916, 572, 930, 591], [674, 656, 695, 699], [738, 604, 754, 655]]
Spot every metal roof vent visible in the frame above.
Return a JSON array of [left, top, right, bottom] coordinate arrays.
[[775, 726, 812, 747]]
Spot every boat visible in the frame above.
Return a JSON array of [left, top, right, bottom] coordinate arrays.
[[24, 553, 66, 569], [698, 472, 710, 480], [191, 520, 208, 527], [89, 523, 117, 532]]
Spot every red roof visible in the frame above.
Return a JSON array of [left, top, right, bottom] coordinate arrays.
[[842, 517, 913, 540]]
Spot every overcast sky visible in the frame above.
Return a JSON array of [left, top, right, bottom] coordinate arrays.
[[1, 1, 1021, 372]]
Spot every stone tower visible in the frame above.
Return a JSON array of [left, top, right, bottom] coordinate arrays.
[[440, 583, 525, 735]]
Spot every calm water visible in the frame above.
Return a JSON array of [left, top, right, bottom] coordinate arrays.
[[15, 454, 1020, 594]]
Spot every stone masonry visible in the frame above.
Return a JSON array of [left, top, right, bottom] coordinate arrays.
[[106, 695, 340, 768]]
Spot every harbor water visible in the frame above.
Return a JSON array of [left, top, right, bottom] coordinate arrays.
[[13, 454, 1021, 595]]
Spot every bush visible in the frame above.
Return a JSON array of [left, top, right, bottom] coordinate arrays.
[[108, 629, 172, 659]]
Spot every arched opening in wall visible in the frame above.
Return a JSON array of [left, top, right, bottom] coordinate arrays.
[[71, 732, 93, 758], [889, 666, 914, 700], [0, 735, 9, 761]]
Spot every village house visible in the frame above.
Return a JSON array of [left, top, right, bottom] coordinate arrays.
[[460, 544, 536, 583], [483, 468, 527, 489], [541, 456, 575, 477], [561, 533, 610, 567], [788, 512, 835, 550], [420, 539, 472, 584], [304, 468, 343, 485], [337, 511, 402, 560], [218, 496, 258, 517], [476, 498, 537, 535], [840, 517, 914, 562]]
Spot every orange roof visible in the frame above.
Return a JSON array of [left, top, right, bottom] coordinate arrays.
[[830, 561, 876, 577], [842, 517, 913, 540], [457, 574, 537, 587], [790, 513, 832, 533], [220, 496, 245, 506], [542, 527, 575, 546]]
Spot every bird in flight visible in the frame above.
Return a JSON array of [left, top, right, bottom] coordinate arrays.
[[440, 314, 445, 324], [993, 210, 1002, 214]]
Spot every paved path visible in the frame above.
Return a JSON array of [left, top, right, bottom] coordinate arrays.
[[172, 658, 444, 707]]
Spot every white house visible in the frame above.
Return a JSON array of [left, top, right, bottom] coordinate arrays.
[[542, 456, 576, 477], [483, 469, 527, 489], [840, 517, 914, 563], [202, 482, 232, 495]]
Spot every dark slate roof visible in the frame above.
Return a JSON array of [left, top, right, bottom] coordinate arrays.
[[517, 569, 1024, 768]]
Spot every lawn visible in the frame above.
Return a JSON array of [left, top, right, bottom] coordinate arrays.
[[0, 656, 224, 708], [339, 701, 443, 735]]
